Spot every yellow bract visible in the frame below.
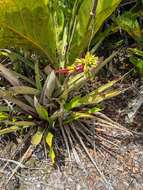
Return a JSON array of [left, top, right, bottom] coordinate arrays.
[[74, 52, 98, 67]]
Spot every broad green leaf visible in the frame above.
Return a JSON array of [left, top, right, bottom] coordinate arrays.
[[9, 86, 40, 95], [34, 96, 49, 120], [66, 0, 92, 63], [48, 1, 64, 61], [31, 128, 44, 146], [68, 0, 122, 64], [95, 0, 122, 34], [0, 0, 57, 64]]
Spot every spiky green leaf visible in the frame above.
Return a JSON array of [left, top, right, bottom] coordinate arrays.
[[81, 89, 126, 105], [64, 96, 81, 111], [5, 121, 36, 126], [0, 121, 35, 135], [9, 86, 39, 95], [35, 62, 42, 91], [87, 106, 102, 113], [34, 96, 49, 120], [64, 112, 93, 124], [0, 90, 36, 114]]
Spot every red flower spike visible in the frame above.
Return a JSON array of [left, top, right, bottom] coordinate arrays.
[[55, 64, 84, 75], [55, 68, 69, 74]]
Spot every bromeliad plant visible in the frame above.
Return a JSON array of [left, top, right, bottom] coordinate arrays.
[[0, 0, 129, 188], [0, 50, 130, 188], [0, 50, 124, 153]]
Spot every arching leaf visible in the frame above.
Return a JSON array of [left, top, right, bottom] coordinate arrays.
[[68, 0, 122, 63], [34, 96, 49, 120], [0, 0, 57, 64]]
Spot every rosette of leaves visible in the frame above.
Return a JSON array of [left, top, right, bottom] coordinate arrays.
[[0, 50, 131, 188], [0, 0, 128, 187]]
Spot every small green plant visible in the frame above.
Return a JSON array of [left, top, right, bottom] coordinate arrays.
[[114, 6, 143, 78], [114, 11, 143, 45], [128, 48, 143, 78]]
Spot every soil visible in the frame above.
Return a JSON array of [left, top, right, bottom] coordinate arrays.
[[0, 49, 143, 190]]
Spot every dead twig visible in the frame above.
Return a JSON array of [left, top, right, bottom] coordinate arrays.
[[0, 158, 26, 169]]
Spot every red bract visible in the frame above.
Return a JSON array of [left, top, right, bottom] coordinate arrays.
[[56, 64, 84, 75], [55, 68, 70, 74]]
